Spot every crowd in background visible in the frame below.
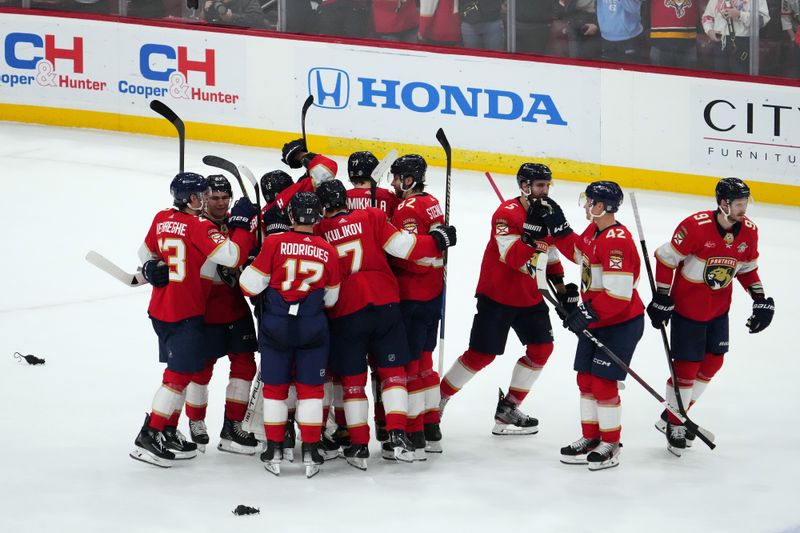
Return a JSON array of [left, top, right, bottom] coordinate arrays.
[[5, 0, 799, 78]]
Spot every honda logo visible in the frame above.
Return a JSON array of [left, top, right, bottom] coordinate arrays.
[[308, 67, 349, 109]]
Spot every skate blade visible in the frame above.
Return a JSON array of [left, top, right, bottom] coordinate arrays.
[[560, 455, 589, 465], [320, 448, 340, 461], [424, 441, 443, 453], [284, 449, 295, 463], [394, 448, 415, 463], [217, 439, 257, 456], [129, 448, 172, 468], [195, 444, 206, 453], [413, 449, 428, 462], [169, 449, 197, 460], [263, 462, 281, 476], [492, 423, 539, 436], [345, 457, 368, 471], [668, 445, 684, 457], [305, 464, 321, 478], [381, 449, 396, 461], [588, 458, 619, 471]]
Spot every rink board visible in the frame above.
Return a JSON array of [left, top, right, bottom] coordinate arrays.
[[0, 9, 798, 204]]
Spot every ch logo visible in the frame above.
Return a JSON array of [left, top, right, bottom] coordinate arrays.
[[308, 67, 349, 109]]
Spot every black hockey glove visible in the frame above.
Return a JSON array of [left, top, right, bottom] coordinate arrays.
[[746, 296, 774, 334], [522, 199, 549, 245], [142, 259, 169, 287], [563, 300, 598, 334], [243, 246, 260, 269], [429, 224, 457, 250], [229, 198, 259, 230], [281, 138, 307, 169], [217, 265, 239, 288], [555, 283, 580, 321], [540, 197, 573, 238], [263, 204, 291, 235], [646, 291, 675, 329]]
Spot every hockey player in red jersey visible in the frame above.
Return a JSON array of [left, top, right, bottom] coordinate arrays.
[[240, 192, 341, 478], [272, 138, 338, 212], [259, 169, 294, 235], [182, 175, 259, 455], [647, 177, 774, 455], [130, 172, 259, 468], [532, 181, 644, 471], [439, 163, 567, 438], [315, 179, 457, 469], [345, 151, 399, 216]]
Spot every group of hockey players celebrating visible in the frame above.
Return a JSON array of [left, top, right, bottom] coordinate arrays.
[[128, 136, 775, 475]]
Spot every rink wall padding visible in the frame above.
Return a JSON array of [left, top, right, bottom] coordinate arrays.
[[0, 9, 798, 205]]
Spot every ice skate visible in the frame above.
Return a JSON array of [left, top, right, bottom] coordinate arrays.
[[424, 423, 443, 453], [217, 417, 258, 455], [586, 441, 621, 471], [283, 416, 296, 462], [408, 431, 427, 461], [342, 443, 369, 471], [560, 437, 600, 465], [381, 429, 415, 463], [656, 410, 695, 448], [163, 425, 198, 459], [129, 416, 175, 468], [492, 389, 539, 435], [188, 419, 209, 453], [320, 429, 342, 460], [666, 422, 687, 457], [260, 440, 283, 476], [302, 442, 325, 478]]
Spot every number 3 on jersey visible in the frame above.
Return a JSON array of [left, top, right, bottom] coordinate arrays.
[[158, 237, 186, 282], [282, 259, 324, 292]]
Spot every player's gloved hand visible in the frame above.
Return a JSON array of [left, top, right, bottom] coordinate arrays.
[[229, 198, 259, 230], [556, 283, 580, 320], [263, 205, 291, 235], [646, 291, 674, 328], [540, 197, 573, 238], [217, 265, 239, 288], [306, 154, 337, 186], [429, 224, 457, 250], [243, 246, 260, 269], [142, 259, 169, 287], [522, 199, 549, 245], [563, 300, 598, 334], [746, 296, 774, 334], [281, 138, 307, 169]]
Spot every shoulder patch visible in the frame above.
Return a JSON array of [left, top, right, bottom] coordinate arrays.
[[495, 222, 509, 235], [608, 249, 624, 270], [673, 226, 687, 246], [208, 228, 226, 245]]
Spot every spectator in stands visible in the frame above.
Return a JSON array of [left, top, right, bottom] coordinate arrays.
[[516, 0, 557, 54], [702, 0, 770, 73], [781, 0, 800, 73], [318, 0, 373, 38], [203, 0, 266, 28], [419, 0, 462, 45], [557, 0, 601, 59], [596, 0, 646, 63], [285, 1, 318, 34], [650, 0, 700, 68], [373, 0, 420, 42], [460, 0, 506, 50]]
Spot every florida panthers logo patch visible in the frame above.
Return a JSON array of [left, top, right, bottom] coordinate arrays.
[[664, 0, 692, 18], [704, 257, 736, 290], [208, 229, 226, 245]]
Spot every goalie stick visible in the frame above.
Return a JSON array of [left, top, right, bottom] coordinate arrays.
[[369, 149, 399, 208], [435, 128, 452, 376], [202, 155, 251, 201], [85, 250, 146, 287], [149, 100, 185, 173]]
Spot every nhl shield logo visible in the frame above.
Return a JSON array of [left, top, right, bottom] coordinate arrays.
[[704, 257, 737, 290]]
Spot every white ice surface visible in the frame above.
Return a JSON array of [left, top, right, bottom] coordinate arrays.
[[1, 122, 798, 533]]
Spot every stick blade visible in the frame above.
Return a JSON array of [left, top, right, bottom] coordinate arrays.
[[302, 95, 314, 114], [150, 100, 184, 133], [203, 155, 240, 178], [85, 250, 144, 287], [237, 164, 258, 187], [370, 149, 398, 184], [435, 128, 450, 153]]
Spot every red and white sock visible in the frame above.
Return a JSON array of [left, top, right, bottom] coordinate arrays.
[[440, 349, 495, 399]]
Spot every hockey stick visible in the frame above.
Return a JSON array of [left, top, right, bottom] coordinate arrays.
[[538, 277, 716, 449], [237, 165, 263, 247], [629, 192, 690, 420], [202, 155, 251, 201], [485, 172, 504, 203], [370, 149, 399, 208], [435, 128, 452, 377], [150, 100, 185, 173], [85, 250, 146, 287], [301, 95, 314, 148]]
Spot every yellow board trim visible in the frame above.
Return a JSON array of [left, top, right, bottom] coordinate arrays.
[[3, 102, 797, 206]]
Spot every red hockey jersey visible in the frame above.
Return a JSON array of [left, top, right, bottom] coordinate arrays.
[[552, 222, 644, 328], [655, 210, 761, 322], [391, 192, 445, 301], [317, 207, 443, 319], [346, 187, 400, 218], [239, 230, 340, 308], [475, 198, 563, 308], [205, 219, 256, 325], [140, 208, 247, 323]]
